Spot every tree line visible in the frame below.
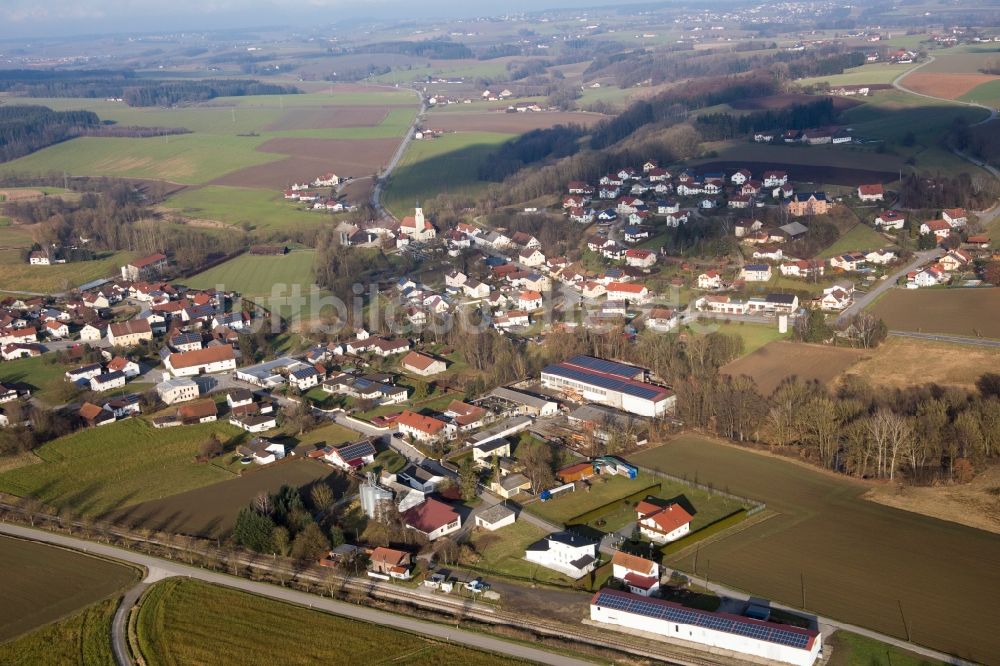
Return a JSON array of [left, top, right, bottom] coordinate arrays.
[[0, 69, 298, 107], [0, 105, 100, 162], [695, 98, 839, 141]]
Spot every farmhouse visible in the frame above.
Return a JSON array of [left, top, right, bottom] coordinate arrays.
[[590, 590, 822, 666], [636, 499, 693, 543], [401, 351, 446, 377], [121, 253, 168, 281], [164, 345, 236, 377], [402, 497, 461, 541], [541, 355, 674, 418], [525, 532, 598, 579], [611, 551, 661, 597], [177, 399, 218, 425], [107, 319, 153, 347]]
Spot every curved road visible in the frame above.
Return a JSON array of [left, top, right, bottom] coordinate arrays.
[[0, 523, 590, 666]]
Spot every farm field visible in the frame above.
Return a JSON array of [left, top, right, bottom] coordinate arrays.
[[136, 578, 529, 666], [0, 536, 137, 642], [840, 335, 1000, 389], [383, 131, 513, 219], [0, 419, 242, 518], [185, 250, 317, 297], [959, 79, 1000, 107], [0, 596, 119, 666], [797, 62, 917, 87], [630, 435, 1000, 664], [870, 288, 1000, 338], [0, 250, 134, 294], [919, 52, 1000, 74], [902, 72, 999, 100], [109, 459, 348, 538], [818, 223, 890, 258], [163, 186, 334, 231], [721, 341, 864, 395], [827, 631, 946, 666], [525, 472, 659, 526], [427, 111, 605, 133], [212, 137, 399, 189]]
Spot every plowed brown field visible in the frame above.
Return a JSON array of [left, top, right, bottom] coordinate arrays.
[[903, 72, 1000, 99]]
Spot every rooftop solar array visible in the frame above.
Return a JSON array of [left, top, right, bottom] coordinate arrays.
[[565, 355, 641, 379], [336, 440, 376, 460], [593, 591, 814, 651], [543, 365, 667, 402]]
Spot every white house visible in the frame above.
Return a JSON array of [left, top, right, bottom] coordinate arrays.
[[636, 499, 692, 543], [397, 410, 451, 442], [874, 210, 905, 230], [78, 324, 105, 342], [90, 371, 126, 392], [857, 184, 884, 201], [740, 264, 772, 282], [401, 351, 447, 377], [156, 377, 199, 404], [606, 282, 650, 304], [611, 551, 661, 597], [625, 248, 657, 269], [43, 321, 69, 339], [402, 497, 461, 541], [323, 439, 377, 470], [942, 208, 968, 227], [164, 345, 236, 377], [238, 438, 286, 464], [697, 271, 722, 290], [525, 532, 598, 579]]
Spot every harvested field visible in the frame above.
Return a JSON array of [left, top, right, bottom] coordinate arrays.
[[865, 463, 1000, 536], [870, 288, 1000, 339], [212, 137, 398, 187], [902, 72, 1000, 100], [722, 341, 864, 394], [428, 111, 605, 133], [730, 94, 863, 111], [109, 459, 351, 538], [263, 105, 390, 131], [840, 336, 1000, 389], [630, 435, 1000, 664], [692, 160, 897, 186], [0, 596, 119, 665], [0, 535, 137, 641]]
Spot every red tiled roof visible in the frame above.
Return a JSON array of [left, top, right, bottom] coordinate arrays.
[[167, 345, 234, 369], [401, 351, 439, 372], [858, 184, 884, 196], [402, 498, 458, 533], [397, 410, 446, 434]]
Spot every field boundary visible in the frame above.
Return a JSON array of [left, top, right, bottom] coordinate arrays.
[[562, 483, 661, 527]]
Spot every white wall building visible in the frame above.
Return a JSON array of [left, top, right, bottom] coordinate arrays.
[[525, 532, 598, 579]]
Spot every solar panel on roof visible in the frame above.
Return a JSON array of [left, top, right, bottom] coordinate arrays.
[[543, 365, 665, 401], [565, 355, 641, 378], [594, 591, 812, 650]]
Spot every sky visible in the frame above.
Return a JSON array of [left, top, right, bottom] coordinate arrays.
[[0, 0, 594, 39]]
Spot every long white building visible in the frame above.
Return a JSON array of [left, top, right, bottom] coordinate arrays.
[[590, 590, 821, 666], [540, 355, 674, 417]]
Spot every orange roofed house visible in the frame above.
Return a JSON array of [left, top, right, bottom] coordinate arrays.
[[400, 351, 446, 377], [636, 499, 693, 544], [611, 550, 661, 597], [857, 183, 884, 202], [164, 345, 236, 378], [396, 409, 454, 442]]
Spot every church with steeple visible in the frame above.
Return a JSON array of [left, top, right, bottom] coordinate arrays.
[[399, 203, 437, 242]]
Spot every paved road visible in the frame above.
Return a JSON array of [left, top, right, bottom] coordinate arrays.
[[371, 91, 427, 221], [111, 582, 149, 666], [0, 523, 590, 666], [889, 330, 1000, 348], [835, 249, 942, 324]]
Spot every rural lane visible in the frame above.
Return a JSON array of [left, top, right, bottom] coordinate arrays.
[[0, 523, 594, 666], [111, 581, 149, 666], [371, 90, 427, 221], [835, 248, 942, 324], [889, 330, 1000, 348]]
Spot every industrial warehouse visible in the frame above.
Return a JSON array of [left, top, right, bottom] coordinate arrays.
[[590, 590, 822, 666], [540, 355, 674, 417]]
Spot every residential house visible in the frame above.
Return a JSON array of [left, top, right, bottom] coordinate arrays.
[[829, 252, 867, 272], [762, 171, 788, 187], [942, 208, 968, 227], [780, 260, 824, 278], [857, 184, 885, 201], [78, 323, 105, 342], [865, 249, 897, 265], [177, 399, 218, 425], [785, 193, 829, 217], [43, 320, 69, 339], [636, 499, 693, 543], [919, 219, 952, 240], [518, 290, 544, 311], [107, 356, 140, 378], [290, 366, 321, 391], [646, 307, 678, 332], [107, 319, 153, 347], [625, 248, 657, 269], [697, 271, 722, 290], [611, 551, 661, 597], [66, 363, 103, 384], [121, 253, 168, 281], [740, 264, 772, 282], [164, 345, 236, 377], [79, 402, 116, 427], [156, 377, 199, 404], [401, 351, 447, 377], [524, 532, 598, 579], [874, 210, 905, 230], [369, 547, 413, 579], [939, 249, 972, 272], [402, 497, 461, 541], [397, 410, 451, 442], [606, 282, 650, 304], [491, 472, 532, 499], [323, 439, 377, 470]]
